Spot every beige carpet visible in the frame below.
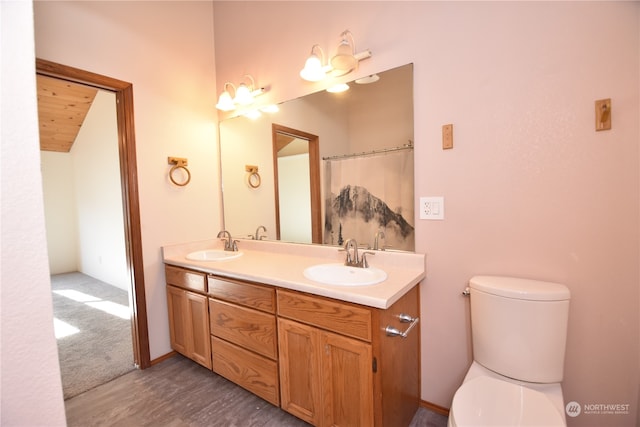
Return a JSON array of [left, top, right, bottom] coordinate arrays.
[[51, 272, 135, 400]]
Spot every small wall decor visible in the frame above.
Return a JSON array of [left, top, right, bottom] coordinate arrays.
[[245, 165, 261, 188], [595, 98, 612, 131], [168, 157, 191, 186]]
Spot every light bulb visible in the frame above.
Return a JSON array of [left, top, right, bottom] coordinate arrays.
[[234, 84, 254, 105], [300, 55, 326, 82], [216, 90, 235, 111], [327, 83, 350, 93]]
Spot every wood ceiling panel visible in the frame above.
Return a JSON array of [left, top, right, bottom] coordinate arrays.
[[37, 75, 98, 152]]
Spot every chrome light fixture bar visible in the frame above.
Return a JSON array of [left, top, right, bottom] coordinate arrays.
[[300, 30, 372, 83]]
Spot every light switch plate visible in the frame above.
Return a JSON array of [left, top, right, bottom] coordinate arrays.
[[420, 196, 445, 220]]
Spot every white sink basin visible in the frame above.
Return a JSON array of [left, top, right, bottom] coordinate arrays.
[[185, 249, 243, 262], [303, 263, 387, 286]]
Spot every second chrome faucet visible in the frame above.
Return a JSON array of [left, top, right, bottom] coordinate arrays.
[[254, 225, 267, 240], [217, 230, 239, 251], [343, 238, 375, 268]]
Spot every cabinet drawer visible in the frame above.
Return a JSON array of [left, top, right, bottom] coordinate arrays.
[[211, 336, 280, 406], [208, 276, 275, 313], [209, 299, 277, 359], [165, 265, 206, 293], [277, 290, 372, 342]]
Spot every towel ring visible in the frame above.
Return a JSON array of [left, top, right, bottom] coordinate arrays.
[[245, 165, 261, 188], [168, 157, 191, 187]]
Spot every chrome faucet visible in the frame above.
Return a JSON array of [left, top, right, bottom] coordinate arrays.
[[254, 225, 267, 240], [217, 230, 238, 251], [343, 238, 375, 268], [373, 230, 386, 251]]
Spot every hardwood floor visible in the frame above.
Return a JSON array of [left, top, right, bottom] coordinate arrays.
[[64, 354, 448, 427]]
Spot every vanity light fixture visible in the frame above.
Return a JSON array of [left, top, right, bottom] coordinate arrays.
[[215, 75, 266, 112], [300, 30, 372, 82], [326, 83, 350, 93], [234, 75, 257, 105], [261, 104, 279, 113], [215, 82, 237, 111], [241, 104, 280, 120], [300, 45, 329, 82], [330, 30, 357, 76], [243, 110, 262, 120], [355, 74, 380, 84]]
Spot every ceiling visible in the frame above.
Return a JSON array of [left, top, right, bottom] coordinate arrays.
[[37, 75, 98, 152]]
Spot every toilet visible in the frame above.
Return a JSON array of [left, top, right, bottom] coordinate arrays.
[[448, 275, 571, 427]]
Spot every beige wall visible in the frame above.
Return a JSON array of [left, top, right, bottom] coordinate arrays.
[[213, 2, 639, 426], [42, 150, 79, 274]]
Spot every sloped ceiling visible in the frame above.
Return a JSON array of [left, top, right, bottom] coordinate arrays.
[[37, 75, 97, 152]]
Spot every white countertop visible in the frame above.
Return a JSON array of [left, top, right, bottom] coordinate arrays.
[[162, 239, 426, 309]]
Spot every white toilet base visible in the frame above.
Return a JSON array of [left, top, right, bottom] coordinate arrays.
[[448, 362, 566, 427]]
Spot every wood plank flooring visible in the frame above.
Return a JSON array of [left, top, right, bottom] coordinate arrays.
[[64, 354, 448, 427]]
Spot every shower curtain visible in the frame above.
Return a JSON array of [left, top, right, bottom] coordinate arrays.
[[323, 149, 414, 251]]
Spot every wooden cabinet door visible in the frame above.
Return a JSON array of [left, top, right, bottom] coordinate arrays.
[[167, 285, 211, 370], [321, 331, 373, 427], [185, 291, 212, 369], [167, 285, 189, 356], [278, 318, 322, 426]]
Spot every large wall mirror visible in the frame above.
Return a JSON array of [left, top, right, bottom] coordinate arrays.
[[220, 63, 415, 251]]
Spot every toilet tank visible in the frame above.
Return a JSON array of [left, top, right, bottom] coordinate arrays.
[[469, 275, 570, 383]]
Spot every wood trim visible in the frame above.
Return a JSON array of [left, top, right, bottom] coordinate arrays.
[[36, 58, 151, 369], [150, 351, 178, 366], [420, 400, 450, 417], [271, 124, 322, 244]]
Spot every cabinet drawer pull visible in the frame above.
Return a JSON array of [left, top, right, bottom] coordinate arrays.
[[385, 315, 419, 338]]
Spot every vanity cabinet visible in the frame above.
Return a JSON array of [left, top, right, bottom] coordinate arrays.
[[164, 263, 420, 427], [277, 287, 420, 427], [165, 265, 211, 369], [207, 276, 280, 406]]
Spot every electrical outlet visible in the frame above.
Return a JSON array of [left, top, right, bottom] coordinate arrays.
[[420, 197, 444, 220]]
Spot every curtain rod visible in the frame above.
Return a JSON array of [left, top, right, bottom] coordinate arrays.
[[322, 141, 413, 161]]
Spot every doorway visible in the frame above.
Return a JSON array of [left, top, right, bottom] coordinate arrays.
[[272, 124, 321, 243], [36, 59, 150, 373]]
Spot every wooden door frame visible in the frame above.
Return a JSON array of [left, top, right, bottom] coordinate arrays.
[[271, 124, 322, 244], [36, 58, 151, 369]]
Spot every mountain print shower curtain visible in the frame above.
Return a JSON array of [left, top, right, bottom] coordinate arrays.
[[323, 149, 414, 251]]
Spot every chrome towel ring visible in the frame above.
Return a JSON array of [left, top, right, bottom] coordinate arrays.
[[168, 157, 191, 187]]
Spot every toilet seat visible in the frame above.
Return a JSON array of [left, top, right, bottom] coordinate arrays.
[[450, 375, 565, 426]]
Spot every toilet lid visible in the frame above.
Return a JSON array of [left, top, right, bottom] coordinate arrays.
[[451, 376, 565, 426]]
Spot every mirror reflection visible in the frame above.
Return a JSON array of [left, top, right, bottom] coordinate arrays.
[[272, 124, 321, 244], [220, 63, 415, 251]]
